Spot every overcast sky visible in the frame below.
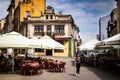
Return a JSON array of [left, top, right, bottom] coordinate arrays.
[[0, 0, 116, 43]]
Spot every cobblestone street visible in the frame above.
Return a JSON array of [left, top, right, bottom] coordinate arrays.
[[0, 57, 120, 80]]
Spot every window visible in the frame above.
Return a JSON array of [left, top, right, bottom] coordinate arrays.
[[54, 49, 64, 52], [14, 48, 19, 54], [24, 0, 31, 3], [34, 25, 44, 33], [21, 49, 26, 54], [26, 0, 31, 3], [47, 25, 51, 36], [47, 25, 51, 33], [46, 15, 48, 19], [55, 25, 64, 34], [35, 48, 44, 52], [26, 11, 30, 17], [50, 15, 53, 19]]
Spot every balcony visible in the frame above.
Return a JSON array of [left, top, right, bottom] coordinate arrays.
[[46, 32, 52, 36], [34, 32, 44, 36], [54, 33, 65, 36]]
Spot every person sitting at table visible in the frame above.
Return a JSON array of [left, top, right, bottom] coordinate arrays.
[[7, 55, 12, 71], [37, 57, 43, 64], [24, 53, 29, 60], [54, 60, 62, 72], [55, 60, 58, 62]]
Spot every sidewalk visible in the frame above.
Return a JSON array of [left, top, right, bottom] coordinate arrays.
[[0, 56, 119, 80]]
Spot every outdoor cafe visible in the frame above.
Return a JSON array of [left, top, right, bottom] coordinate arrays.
[[0, 31, 66, 76]]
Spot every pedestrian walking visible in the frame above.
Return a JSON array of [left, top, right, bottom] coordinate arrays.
[[75, 53, 81, 76]]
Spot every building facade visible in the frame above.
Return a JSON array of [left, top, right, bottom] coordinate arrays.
[[115, 0, 120, 59], [2, 0, 80, 57], [99, 15, 110, 41], [107, 8, 117, 37], [5, 0, 46, 32], [115, 0, 120, 33], [20, 6, 79, 57], [107, 8, 119, 59]]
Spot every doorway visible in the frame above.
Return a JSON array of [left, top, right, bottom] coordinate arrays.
[[46, 49, 52, 56]]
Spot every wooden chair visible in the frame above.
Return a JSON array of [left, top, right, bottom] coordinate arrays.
[[43, 59, 49, 69], [59, 61, 66, 72], [48, 61, 55, 72], [23, 64, 34, 76]]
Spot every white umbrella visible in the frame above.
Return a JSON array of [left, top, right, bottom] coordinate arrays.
[[105, 33, 120, 45], [78, 44, 88, 50], [78, 39, 100, 50], [0, 31, 39, 48], [30, 36, 43, 48], [0, 31, 39, 72], [39, 35, 65, 49]]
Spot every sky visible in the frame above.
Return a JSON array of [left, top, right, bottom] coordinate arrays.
[[0, 0, 116, 43]]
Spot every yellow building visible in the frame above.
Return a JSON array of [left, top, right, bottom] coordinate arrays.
[[7, 0, 46, 32]]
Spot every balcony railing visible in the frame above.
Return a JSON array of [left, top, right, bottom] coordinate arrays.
[[34, 32, 65, 37], [34, 32, 44, 36]]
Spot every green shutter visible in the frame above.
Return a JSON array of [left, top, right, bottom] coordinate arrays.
[[68, 38, 71, 57]]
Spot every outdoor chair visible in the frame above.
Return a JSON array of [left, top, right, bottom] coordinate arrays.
[[59, 61, 66, 72], [23, 64, 34, 76], [43, 59, 49, 69], [48, 61, 55, 72]]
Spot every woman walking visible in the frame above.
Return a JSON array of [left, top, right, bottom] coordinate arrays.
[[75, 53, 81, 76]]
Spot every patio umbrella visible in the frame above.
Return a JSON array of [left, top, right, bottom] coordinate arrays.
[[0, 31, 39, 48], [78, 39, 100, 50], [39, 35, 65, 49], [105, 33, 120, 45], [0, 31, 39, 72], [95, 33, 120, 49], [30, 36, 43, 48]]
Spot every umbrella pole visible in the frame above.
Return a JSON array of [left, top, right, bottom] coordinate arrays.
[[7, 48, 15, 73], [12, 56, 14, 72], [11, 48, 15, 73]]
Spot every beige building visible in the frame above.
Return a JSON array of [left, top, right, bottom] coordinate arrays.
[[20, 6, 79, 57], [107, 8, 120, 59], [115, 0, 120, 59]]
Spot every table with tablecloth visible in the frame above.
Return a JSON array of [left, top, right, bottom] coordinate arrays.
[[20, 62, 40, 75]]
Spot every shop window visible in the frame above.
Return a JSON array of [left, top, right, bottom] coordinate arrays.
[[35, 48, 44, 52], [54, 49, 64, 52]]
